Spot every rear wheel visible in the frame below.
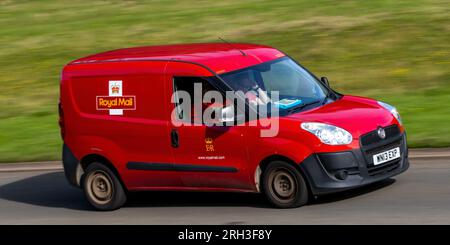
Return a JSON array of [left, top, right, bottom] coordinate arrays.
[[83, 162, 127, 211], [262, 161, 308, 208]]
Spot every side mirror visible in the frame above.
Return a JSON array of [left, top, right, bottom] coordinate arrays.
[[320, 77, 330, 87], [219, 105, 235, 124], [202, 105, 235, 126], [204, 104, 245, 126]]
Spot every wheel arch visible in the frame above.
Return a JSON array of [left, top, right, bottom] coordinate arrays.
[[255, 154, 313, 196], [80, 153, 127, 191]]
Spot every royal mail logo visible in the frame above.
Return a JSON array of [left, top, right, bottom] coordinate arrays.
[[96, 80, 136, 115], [96, 96, 136, 109]]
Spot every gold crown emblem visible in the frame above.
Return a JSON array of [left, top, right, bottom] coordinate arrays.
[[205, 138, 213, 144], [111, 86, 120, 94]]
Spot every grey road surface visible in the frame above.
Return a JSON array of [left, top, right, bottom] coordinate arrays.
[[0, 158, 449, 224]]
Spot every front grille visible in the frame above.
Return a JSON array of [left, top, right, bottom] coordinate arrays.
[[367, 160, 400, 176], [360, 125, 400, 146], [359, 124, 404, 177], [365, 139, 402, 156]]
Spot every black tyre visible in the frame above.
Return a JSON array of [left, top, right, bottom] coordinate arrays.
[[82, 162, 127, 211], [262, 161, 308, 208]]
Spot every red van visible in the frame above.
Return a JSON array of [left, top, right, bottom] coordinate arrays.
[[59, 43, 409, 210]]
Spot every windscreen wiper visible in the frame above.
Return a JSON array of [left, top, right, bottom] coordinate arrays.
[[287, 100, 321, 114]]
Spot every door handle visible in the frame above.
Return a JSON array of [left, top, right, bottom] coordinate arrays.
[[171, 129, 179, 148]]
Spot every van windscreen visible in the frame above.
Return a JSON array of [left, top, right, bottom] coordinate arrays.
[[218, 57, 335, 113]]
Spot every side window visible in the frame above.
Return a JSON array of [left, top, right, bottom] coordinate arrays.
[[173, 77, 223, 124]]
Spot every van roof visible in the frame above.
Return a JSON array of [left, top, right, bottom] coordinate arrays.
[[69, 43, 285, 74]]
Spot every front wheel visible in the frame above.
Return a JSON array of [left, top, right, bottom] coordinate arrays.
[[262, 161, 309, 208], [83, 162, 127, 211]]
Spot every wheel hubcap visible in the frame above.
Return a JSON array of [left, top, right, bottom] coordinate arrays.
[[268, 168, 297, 203], [86, 170, 113, 205]]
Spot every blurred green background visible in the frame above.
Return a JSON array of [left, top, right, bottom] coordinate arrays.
[[0, 0, 449, 162]]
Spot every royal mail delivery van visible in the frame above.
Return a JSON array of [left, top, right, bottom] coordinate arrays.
[[60, 43, 409, 210]]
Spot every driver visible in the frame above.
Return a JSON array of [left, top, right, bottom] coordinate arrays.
[[233, 71, 270, 106]]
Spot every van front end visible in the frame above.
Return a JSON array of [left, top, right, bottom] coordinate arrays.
[[279, 94, 410, 196], [299, 127, 409, 195]]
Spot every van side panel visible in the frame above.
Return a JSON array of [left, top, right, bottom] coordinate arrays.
[[62, 61, 185, 189]]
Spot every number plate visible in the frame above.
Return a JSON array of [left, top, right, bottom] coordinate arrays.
[[372, 147, 400, 165]]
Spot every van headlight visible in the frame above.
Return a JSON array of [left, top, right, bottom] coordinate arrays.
[[301, 122, 353, 145], [377, 101, 402, 125]]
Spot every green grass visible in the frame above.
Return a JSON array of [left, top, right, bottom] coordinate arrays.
[[0, 0, 449, 162]]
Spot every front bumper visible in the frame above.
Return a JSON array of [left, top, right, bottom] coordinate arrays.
[[299, 133, 409, 195]]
